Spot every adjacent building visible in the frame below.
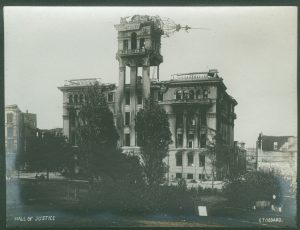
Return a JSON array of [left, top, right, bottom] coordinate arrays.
[[5, 105, 37, 171], [256, 133, 297, 185], [59, 15, 238, 182]]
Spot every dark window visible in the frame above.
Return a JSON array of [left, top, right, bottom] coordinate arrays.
[[125, 91, 130, 105], [176, 153, 182, 166], [199, 155, 205, 167], [158, 92, 163, 101], [7, 113, 13, 122], [69, 95, 73, 104], [188, 153, 194, 166], [188, 134, 194, 148], [125, 134, 130, 146], [108, 92, 114, 102], [137, 93, 143, 105], [187, 174, 193, 179], [140, 38, 145, 49], [203, 89, 208, 99], [189, 90, 194, 99], [177, 133, 183, 148], [74, 95, 78, 104], [176, 90, 182, 100], [123, 40, 128, 50], [199, 174, 206, 180], [201, 113, 206, 126], [183, 90, 189, 99], [176, 173, 182, 179], [125, 112, 130, 126], [137, 76, 142, 84], [196, 89, 202, 99], [131, 33, 137, 49], [7, 127, 13, 137], [79, 94, 84, 103], [188, 115, 195, 126], [200, 134, 206, 148], [176, 113, 183, 127]]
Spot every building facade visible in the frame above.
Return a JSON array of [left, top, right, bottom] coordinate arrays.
[[59, 15, 238, 182], [5, 105, 37, 171], [256, 133, 297, 185]]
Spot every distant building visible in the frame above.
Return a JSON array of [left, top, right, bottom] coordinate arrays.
[[232, 141, 247, 174], [58, 15, 238, 182], [5, 105, 37, 171], [256, 133, 297, 184], [245, 147, 256, 171]]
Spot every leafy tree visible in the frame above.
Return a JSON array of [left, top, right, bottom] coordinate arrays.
[[24, 129, 73, 180], [76, 83, 119, 179], [135, 98, 172, 186]]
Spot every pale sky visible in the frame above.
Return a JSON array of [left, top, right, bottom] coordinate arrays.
[[4, 6, 297, 147]]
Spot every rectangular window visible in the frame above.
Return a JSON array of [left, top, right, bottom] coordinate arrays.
[[7, 113, 13, 123], [140, 38, 145, 49], [188, 153, 194, 166], [7, 127, 13, 138], [137, 93, 142, 105], [125, 134, 130, 146], [187, 174, 193, 179], [107, 92, 114, 102], [125, 91, 130, 105], [177, 133, 183, 148], [199, 155, 205, 167], [123, 40, 128, 50], [176, 154, 182, 166], [176, 113, 183, 128], [200, 134, 206, 148], [125, 112, 130, 126], [176, 173, 182, 179], [199, 174, 205, 180], [188, 134, 194, 148], [158, 92, 163, 101], [188, 116, 195, 126]]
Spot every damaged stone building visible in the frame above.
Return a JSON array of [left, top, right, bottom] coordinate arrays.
[[59, 15, 237, 182]]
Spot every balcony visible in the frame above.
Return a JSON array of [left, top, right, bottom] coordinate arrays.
[[159, 98, 212, 106], [117, 48, 146, 57]]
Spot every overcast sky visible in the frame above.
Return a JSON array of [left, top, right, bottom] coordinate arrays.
[[4, 6, 297, 147]]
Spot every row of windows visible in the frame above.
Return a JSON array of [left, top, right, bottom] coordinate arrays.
[[175, 89, 208, 100], [68, 92, 115, 104], [123, 33, 145, 50], [176, 153, 205, 167], [176, 133, 206, 148], [176, 113, 206, 127], [175, 173, 206, 180]]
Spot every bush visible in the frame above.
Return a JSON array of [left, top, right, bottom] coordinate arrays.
[[224, 170, 283, 208]]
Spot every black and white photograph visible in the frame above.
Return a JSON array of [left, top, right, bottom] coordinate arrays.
[[4, 6, 297, 228]]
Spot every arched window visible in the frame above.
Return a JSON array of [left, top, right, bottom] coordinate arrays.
[[183, 90, 189, 99], [203, 89, 208, 99], [131, 32, 137, 50], [196, 89, 202, 99], [176, 90, 182, 100], [189, 90, 194, 99], [69, 94, 73, 104], [74, 95, 78, 104], [79, 94, 84, 103]]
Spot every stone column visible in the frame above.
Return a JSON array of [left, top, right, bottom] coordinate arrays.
[[168, 114, 176, 148], [116, 66, 125, 146], [183, 110, 187, 148], [195, 110, 199, 148], [142, 65, 150, 100], [130, 65, 137, 146]]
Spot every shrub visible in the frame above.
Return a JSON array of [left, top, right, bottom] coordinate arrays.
[[224, 170, 283, 208]]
